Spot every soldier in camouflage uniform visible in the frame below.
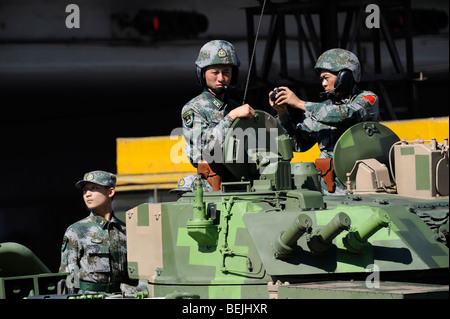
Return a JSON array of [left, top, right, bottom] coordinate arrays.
[[269, 48, 379, 193], [182, 40, 256, 166], [59, 170, 139, 295]]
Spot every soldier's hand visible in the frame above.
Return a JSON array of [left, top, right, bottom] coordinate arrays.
[[269, 86, 305, 112], [268, 88, 287, 116], [228, 104, 255, 120]]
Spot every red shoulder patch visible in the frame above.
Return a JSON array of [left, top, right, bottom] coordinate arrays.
[[363, 95, 376, 105]]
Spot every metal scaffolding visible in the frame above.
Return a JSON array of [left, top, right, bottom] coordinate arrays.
[[244, 0, 421, 120]]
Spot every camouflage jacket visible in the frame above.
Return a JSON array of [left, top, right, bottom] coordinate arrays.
[[182, 90, 240, 165], [59, 211, 128, 286], [278, 89, 379, 158]]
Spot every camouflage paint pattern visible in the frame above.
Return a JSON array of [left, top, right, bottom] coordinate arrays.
[[182, 40, 242, 165], [59, 212, 128, 286], [170, 174, 213, 193], [195, 40, 240, 69], [314, 48, 361, 82], [124, 111, 448, 299], [126, 191, 448, 299], [182, 90, 240, 165], [278, 89, 379, 158], [75, 170, 116, 189], [332, 121, 401, 188]]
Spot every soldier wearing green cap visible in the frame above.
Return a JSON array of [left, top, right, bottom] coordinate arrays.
[[269, 48, 379, 193], [59, 170, 141, 295], [182, 40, 256, 166]]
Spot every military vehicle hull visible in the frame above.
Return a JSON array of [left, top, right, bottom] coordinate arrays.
[[126, 190, 448, 299]]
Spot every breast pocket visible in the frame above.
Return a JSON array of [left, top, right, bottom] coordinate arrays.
[[85, 245, 111, 273]]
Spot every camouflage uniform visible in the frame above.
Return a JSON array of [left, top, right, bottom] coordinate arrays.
[[59, 211, 128, 292], [279, 88, 379, 158], [278, 48, 379, 159], [182, 40, 241, 165], [277, 49, 379, 192], [59, 170, 138, 295], [182, 90, 240, 165]]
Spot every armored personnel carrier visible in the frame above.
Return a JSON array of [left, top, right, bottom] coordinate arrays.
[[125, 110, 449, 299]]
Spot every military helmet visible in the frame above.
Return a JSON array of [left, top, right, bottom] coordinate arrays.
[[195, 40, 240, 87], [314, 48, 361, 83], [195, 40, 240, 69]]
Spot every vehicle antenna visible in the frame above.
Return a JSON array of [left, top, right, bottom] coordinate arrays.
[[242, 0, 267, 104]]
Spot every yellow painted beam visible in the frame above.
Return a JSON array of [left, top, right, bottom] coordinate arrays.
[[116, 135, 194, 176], [382, 117, 449, 142], [116, 183, 179, 192], [116, 117, 449, 191]]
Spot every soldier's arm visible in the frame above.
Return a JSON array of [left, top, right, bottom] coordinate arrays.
[[227, 104, 255, 120], [59, 228, 81, 293], [201, 112, 234, 160], [183, 107, 234, 164], [59, 228, 80, 273], [305, 93, 378, 127]]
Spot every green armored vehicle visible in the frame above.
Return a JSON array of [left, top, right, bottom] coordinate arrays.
[[0, 242, 67, 299], [125, 110, 449, 299]]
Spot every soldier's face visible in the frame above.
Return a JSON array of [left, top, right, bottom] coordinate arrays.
[[204, 65, 232, 89], [82, 182, 115, 211], [320, 71, 337, 92]]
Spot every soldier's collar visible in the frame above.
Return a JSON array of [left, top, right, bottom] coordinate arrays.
[[90, 211, 120, 229], [202, 90, 226, 110]]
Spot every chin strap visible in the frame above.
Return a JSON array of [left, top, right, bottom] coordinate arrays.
[[207, 86, 226, 96], [319, 88, 336, 100], [319, 85, 357, 102]]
